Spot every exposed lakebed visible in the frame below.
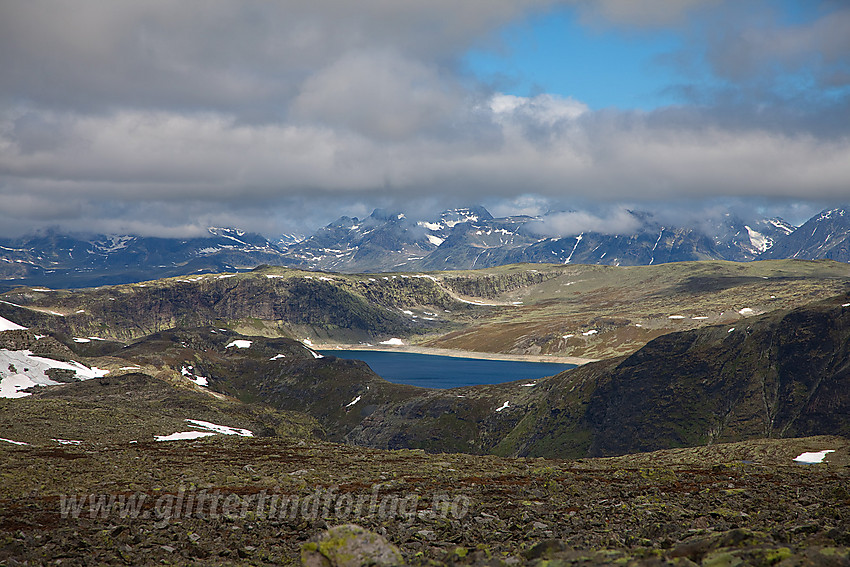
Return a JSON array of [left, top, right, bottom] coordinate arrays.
[[320, 349, 575, 389]]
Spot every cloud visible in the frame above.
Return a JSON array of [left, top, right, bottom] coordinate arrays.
[[2, 99, 850, 235], [290, 49, 463, 140], [579, 0, 722, 27], [529, 207, 644, 236], [703, 6, 850, 87], [489, 94, 589, 125], [0, 0, 550, 115], [486, 194, 552, 217], [0, 0, 847, 238]]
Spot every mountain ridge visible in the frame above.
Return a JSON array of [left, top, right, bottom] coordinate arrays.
[[2, 206, 847, 290]]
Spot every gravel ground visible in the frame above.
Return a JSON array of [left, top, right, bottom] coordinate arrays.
[[1, 435, 848, 565]]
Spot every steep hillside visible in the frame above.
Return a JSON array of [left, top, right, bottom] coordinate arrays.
[[0, 326, 322, 441], [0, 268, 465, 344]]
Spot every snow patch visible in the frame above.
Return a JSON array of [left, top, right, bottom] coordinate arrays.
[[582, 330, 598, 336], [744, 226, 772, 253], [52, 439, 82, 445], [793, 450, 835, 464], [225, 340, 252, 349], [667, 315, 685, 320], [426, 234, 445, 246], [0, 437, 29, 446], [1, 349, 109, 398], [345, 395, 361, 408], [73, 338, 91, 343], [520, 383, 537, 387], [181, 366, 208, 387], [186, 419, 253, 437], [379, 338, 404, 346], [269, 354, 286, 360], [738, 308, 755, 316], [0, 316, 26, 331], [495, 401, 510, 412], [155, 431, 216, 442]]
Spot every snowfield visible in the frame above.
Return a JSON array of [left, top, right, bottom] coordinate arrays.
[[0, 349, 109, 398]]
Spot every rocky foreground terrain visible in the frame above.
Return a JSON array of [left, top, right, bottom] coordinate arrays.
[[1, 432, 848, 566]]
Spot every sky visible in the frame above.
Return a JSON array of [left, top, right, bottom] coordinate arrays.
[[0, 0, 848, 238]]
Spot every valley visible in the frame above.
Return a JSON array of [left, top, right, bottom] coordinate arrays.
[[2, 259, 848, 360], [1, 258, 849, 565]]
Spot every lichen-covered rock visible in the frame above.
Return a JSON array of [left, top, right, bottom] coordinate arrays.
[[302, 524, 403, 567]]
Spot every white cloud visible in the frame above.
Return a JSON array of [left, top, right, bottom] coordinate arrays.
[[489, 94, 589, 125]]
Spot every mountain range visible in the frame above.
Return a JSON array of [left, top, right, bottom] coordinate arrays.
[[2, 206, 848, 290]]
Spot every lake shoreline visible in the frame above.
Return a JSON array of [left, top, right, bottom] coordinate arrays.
[[314, 343, 597, 365]]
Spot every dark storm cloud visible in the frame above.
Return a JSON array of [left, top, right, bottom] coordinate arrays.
[[0, 0, 847, 237]]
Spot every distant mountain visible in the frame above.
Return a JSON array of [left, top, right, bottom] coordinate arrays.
[[763, 207, 850, 262], [282, 208, 438, 272], [280, 206, 803, 272], [3, 205, 848, 289], [0, 227, 289, 290]]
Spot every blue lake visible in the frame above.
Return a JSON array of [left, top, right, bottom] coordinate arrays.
[[320, 350, 575, 389]]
